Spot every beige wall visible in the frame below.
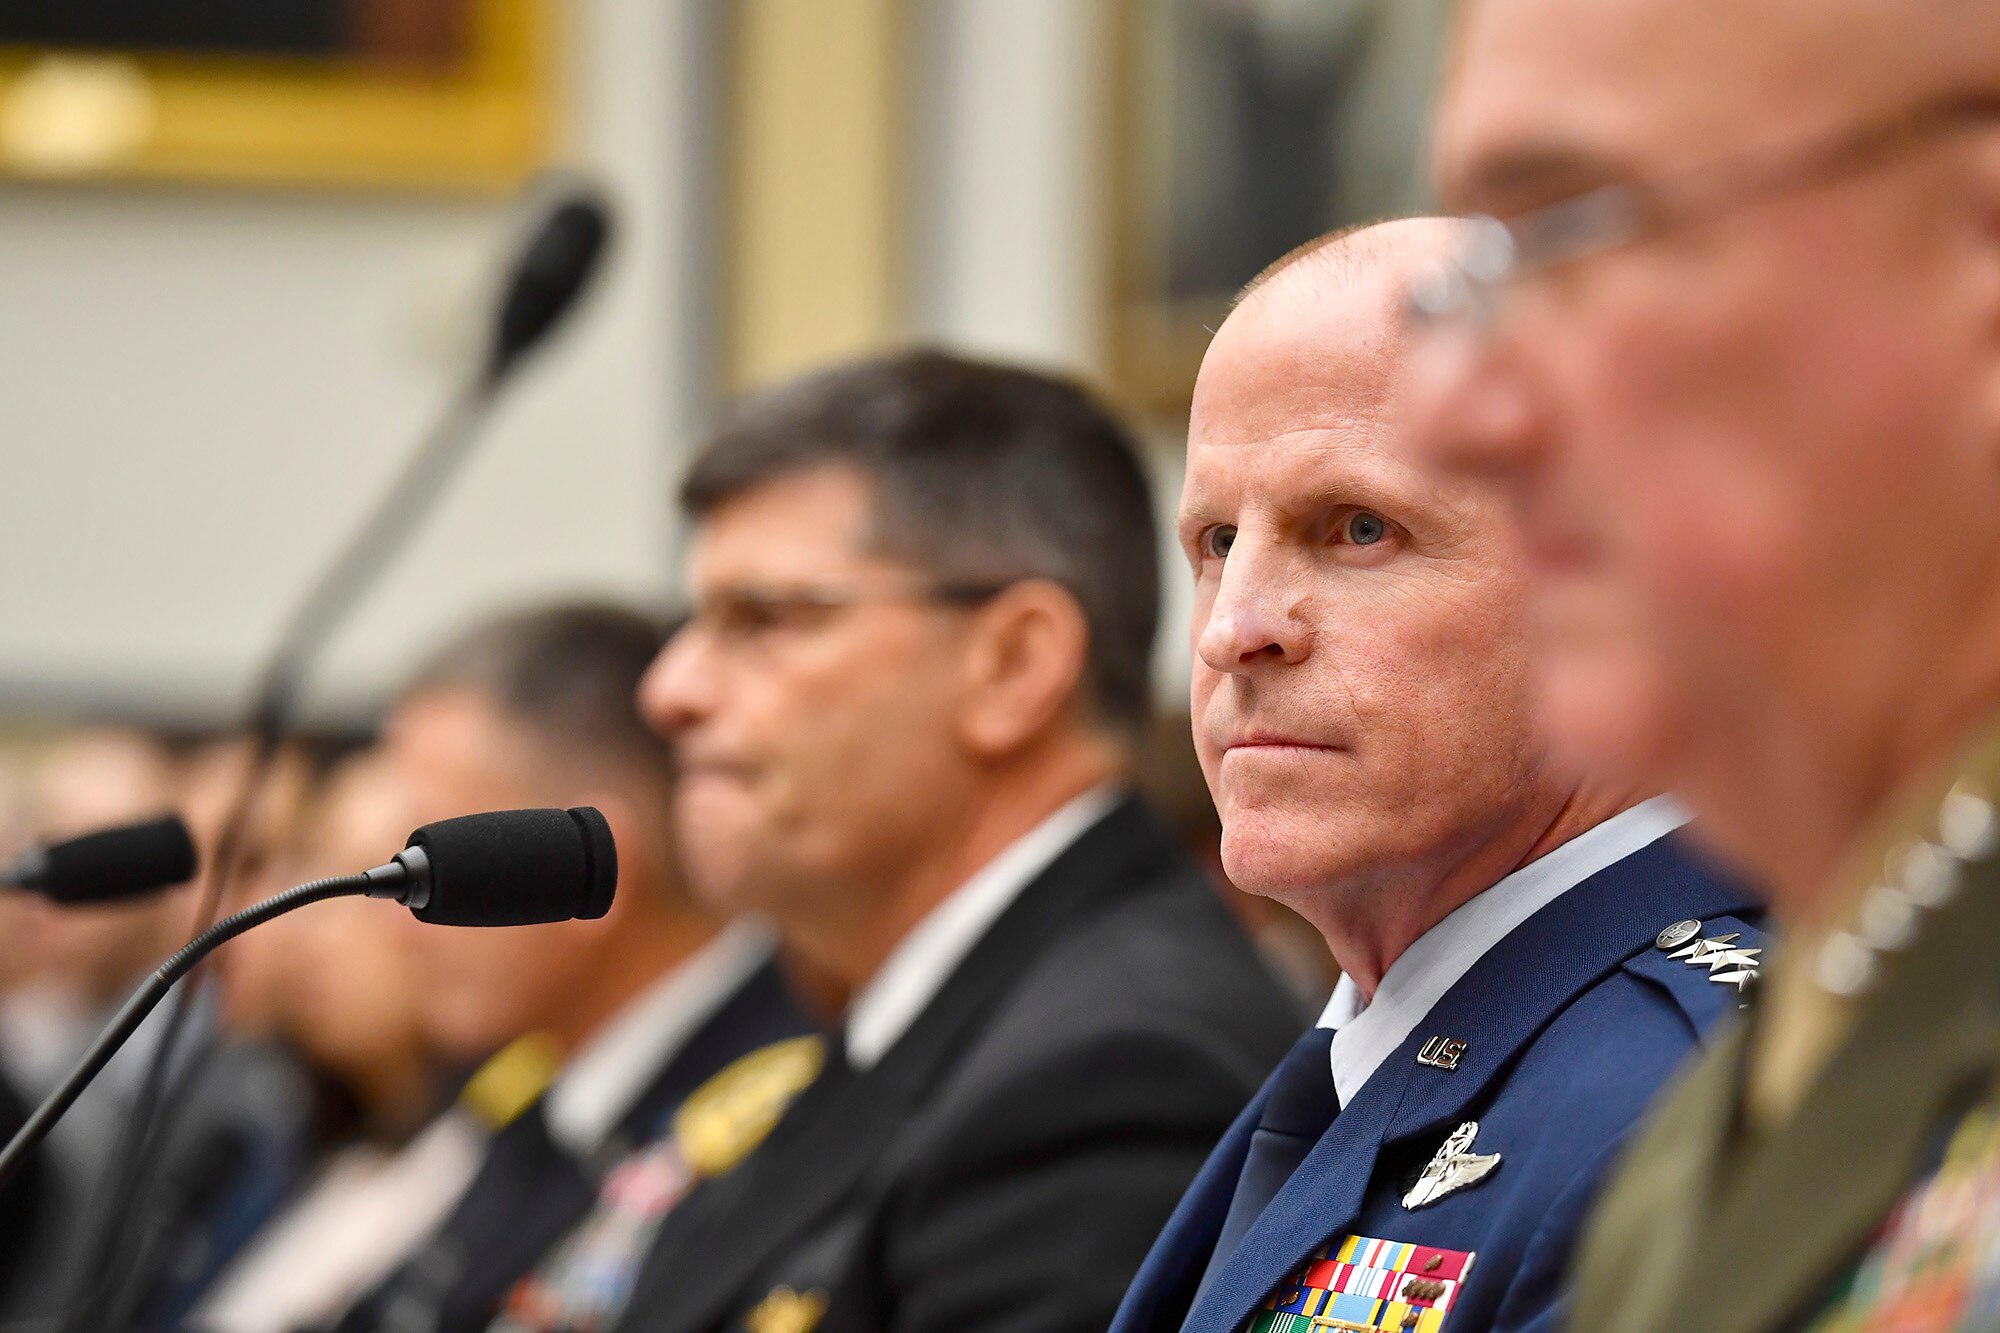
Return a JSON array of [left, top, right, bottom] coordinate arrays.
[[0, 0, 713, 724]]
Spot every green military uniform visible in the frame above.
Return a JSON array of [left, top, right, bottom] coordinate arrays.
[[1569, 726, 2000, 1333]]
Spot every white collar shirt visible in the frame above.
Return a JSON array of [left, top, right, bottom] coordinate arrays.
[[1315, 796, 1691, 1106], [844, 787, 1120, 1071], [542, 919, 774, 1157]]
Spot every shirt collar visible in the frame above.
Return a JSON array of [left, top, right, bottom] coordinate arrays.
[[1314, 795, 1691, 1106], [543, 919, 774, 1156], [844, 786, 1120, 1070]]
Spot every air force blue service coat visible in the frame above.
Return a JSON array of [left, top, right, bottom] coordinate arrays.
[[1111, 834, 1766, 1333]]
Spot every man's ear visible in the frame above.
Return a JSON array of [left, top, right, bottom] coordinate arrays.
[[954, 580, 1093, 758]]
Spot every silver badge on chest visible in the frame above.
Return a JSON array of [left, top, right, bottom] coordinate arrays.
[[1402, 1120, 1502, 1210]]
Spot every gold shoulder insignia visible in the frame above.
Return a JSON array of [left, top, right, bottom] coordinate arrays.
[[745, 1286, 828, 1333], [675, 1034, 825, 1178], [458, 1032, 562, 1130]]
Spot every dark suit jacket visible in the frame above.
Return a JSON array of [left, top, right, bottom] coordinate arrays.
[[1113, 833, 1764, 1333], [321, 957, 807, 1333], [610, 796, 1305, 1333], [0, 1065, 41, 1306]]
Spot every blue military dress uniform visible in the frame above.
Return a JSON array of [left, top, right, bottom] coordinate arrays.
[[1111, 833, 1766, 1333]]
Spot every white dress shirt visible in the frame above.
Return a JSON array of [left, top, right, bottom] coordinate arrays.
[[192, 1110, 488, 1333], [1316, 796, 1691, 1106], [544, 918, 775, 1155], [845, 787, 1120, 1070]]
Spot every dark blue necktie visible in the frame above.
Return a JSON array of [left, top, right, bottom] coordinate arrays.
[[1187, 1027, 1340, 1319]]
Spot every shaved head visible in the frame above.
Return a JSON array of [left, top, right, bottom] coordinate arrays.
[[1236, 216, 1476, 315]]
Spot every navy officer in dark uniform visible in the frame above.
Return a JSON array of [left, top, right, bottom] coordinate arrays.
[[1111, 219, 1765, 1333]]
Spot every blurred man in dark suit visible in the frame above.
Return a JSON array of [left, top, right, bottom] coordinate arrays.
[[1412, 1, 2000, 1327], [0, 1062, 40, 1307], [321, 604, 808, 1333], [623, 350, 1302, 1333]]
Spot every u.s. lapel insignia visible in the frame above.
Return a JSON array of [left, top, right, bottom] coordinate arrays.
[[1254, 1233, 1475, 1332], [744, 1286, 828, 1333], [1401, 1121, 1501, 1210], [1415, 1037, 1467, 1071]]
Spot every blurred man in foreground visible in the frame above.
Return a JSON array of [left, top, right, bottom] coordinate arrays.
[[631, 350, 1301, 1333], [1112, 222, 1760, 1333], [324, 604, 807, 1333], [1416, 2, 2000, 1328]]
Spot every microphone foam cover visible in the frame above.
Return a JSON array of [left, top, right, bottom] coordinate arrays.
[[404, 807, 617, 927], [485, 193, 612, 384], [41, 815, 197, 904]]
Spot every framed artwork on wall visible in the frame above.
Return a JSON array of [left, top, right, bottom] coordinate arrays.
[[1107, 0, 1453, 417], [0, 0, 558, 191]]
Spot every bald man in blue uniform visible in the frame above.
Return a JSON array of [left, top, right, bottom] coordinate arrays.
[[1112, 219, 1766, 1333]]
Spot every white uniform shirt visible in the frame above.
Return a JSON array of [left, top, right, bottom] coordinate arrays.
[[1318, 796, 1691, 1105], [845, 788, 1119, 1070]]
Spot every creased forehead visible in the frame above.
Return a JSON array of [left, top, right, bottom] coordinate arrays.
[[1186, 219, 1491, 522]]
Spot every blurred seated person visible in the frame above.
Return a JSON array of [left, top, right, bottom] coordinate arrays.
[[0, 726, 247, 1327], [55, 738, 326, 1329], [0, 756, 45, 1308], [193, 750, 477, 1333], [619, 350, 1304, 1333], [319, 602, 809, 1333]]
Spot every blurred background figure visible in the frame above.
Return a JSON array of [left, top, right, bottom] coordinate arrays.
[[321, 602, 807, 1333], [0, 726, 194, 1323], [626, 349, 1303, 1333], [193, 749, 472, 1333]]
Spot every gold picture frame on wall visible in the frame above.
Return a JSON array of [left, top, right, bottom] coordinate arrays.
[[1106, 0, 1452, 419], [0, 0, 559, 192]]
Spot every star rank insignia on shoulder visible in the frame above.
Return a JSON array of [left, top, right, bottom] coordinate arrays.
[[1656, 920, 1764, 993]]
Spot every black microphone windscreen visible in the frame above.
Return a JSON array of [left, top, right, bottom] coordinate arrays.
[[403, 807, 617, 927], [483, 192, 613, 385], [35, 816, 198, 905]]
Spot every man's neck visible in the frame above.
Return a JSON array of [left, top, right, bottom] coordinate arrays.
[[822, 740, 1123, 994], [1311, 782, 1644, 1000]]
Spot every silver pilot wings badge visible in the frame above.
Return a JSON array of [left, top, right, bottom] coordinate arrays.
[[1402, 1120, 1502, 1210]]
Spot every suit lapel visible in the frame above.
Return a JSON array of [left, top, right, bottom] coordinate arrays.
[[1187, 836, 1755, 1333], [624, 797, 1181, 1333], [1111, 1081, 1270, 1333]]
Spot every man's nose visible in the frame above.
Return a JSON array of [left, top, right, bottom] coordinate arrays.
[[1405, 323, 1547, 486], [1196, 544, 1311, 674], [635, 629, 714, 738]]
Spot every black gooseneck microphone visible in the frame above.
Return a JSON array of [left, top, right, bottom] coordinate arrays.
[[0, 806, 617, 1197], [61, 184, 616, 1333], [3, 814, 198, 904]]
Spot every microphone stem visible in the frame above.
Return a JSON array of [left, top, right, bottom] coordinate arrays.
[[0, 872, 375, 1195], [61, 376, 506, 1331], [253, 376, 501, 721]]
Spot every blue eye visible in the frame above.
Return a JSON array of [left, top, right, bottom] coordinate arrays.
[[1204, 525, 1237, 558], [1346, 512, 1387, 546]]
